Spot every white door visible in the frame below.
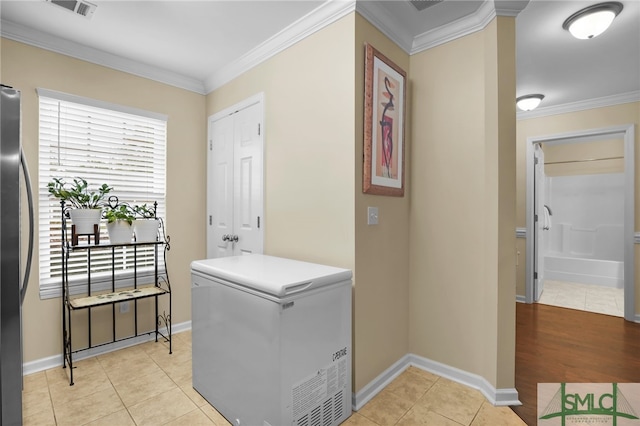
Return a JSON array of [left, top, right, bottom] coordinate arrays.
[[207, 99, 263, 258], [534, 144, 546, 301]]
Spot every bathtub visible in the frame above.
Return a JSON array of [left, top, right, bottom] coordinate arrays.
[[543, 221, 624, 288], [544, 255, 624, 288]]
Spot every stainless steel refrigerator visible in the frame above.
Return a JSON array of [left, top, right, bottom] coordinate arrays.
[[1, 84, 34, 426]]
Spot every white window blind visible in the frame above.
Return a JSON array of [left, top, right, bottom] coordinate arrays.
[[38, 89, 167, 299]]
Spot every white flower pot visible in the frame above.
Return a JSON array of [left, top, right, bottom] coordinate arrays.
[[134, 219, 160, 243], [69, 208, 102, 235], [106, 220, 134, 245]]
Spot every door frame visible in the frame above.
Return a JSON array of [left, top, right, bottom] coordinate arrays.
[[525, 124, 636, 321], [207, 93, 265, 258], [533, 143, 546, 302]]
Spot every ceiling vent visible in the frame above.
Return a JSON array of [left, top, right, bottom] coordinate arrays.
[[410, 0, 444, 12], [46, 0, 97, 19]]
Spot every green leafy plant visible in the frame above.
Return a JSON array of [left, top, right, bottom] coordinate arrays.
[[104, 204, 136, 225], [47, 178, 113, 209], [133, 203, 157, 219]]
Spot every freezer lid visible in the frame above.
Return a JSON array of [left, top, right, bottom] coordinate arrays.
[[191, 255, 352, 297]]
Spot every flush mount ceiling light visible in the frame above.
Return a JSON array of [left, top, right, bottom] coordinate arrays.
[[516, 94, 545, 111], [562, 2, 623, 39]]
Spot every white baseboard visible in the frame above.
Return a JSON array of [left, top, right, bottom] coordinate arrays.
[[23, 320, 191, 376], [516, 295, 527, 303], [409, 354, 521, 406], [352, 353, 521, 411], [351, 354, 411, 411]]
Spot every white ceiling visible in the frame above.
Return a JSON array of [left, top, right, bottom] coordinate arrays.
[[1, 0, 638, 115]]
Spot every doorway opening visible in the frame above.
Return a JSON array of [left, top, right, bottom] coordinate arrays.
[[525, 124, 635, 321]]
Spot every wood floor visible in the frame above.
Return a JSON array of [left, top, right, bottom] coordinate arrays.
[[511, 302, 640, 425]]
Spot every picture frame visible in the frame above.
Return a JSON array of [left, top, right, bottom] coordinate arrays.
[[363, 43, 407, 197]]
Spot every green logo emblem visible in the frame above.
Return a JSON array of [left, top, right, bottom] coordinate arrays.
[[539, 383, 639, 425]]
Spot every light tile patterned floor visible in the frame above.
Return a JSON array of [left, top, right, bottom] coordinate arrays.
[[538, 280, 624, 317], [22, 331, 525, 425]]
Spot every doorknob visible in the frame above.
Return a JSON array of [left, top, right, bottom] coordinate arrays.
[[222, 234, 239, 243]]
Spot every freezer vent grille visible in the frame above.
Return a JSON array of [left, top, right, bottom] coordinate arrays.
[[333, 391, 343, 421], [323, 398, 333, 426], [310, 406, 321, 426], [295, 391, 344, 426]]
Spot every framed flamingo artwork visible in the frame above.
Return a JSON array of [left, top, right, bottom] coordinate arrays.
[[363, 43, 406, 197]]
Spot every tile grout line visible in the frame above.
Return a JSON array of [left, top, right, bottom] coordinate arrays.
[[389, 379, 430, 426], [95, 354, 133, 426], [48, 373, 58, 426]]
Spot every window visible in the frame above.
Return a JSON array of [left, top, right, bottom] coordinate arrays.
[[38, 89, 167, 299]]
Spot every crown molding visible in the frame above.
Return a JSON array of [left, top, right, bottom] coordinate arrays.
[[1, 1, 357, 96], [517, 90, 640, 120], [1, 0, 531, 96], [204, 0, 357, 93], [410, 0, 527, 55], [354, 1, 412, 54], [494, 0, 531, 17], [0, 19, 206, 95], [411, 1, 494, 54]]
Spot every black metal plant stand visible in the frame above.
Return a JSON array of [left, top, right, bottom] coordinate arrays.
[[60, 200, 172, 385]]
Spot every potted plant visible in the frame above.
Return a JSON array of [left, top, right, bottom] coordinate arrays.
[[133, 203, 160, 243], [47, 177, 113, 235], [104, 204, 136, 244]]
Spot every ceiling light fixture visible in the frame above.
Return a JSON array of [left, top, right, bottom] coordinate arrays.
[[516, 94, 545, 111], [562, 2, 623, 39]]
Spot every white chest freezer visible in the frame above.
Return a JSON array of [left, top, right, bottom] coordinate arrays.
[[191, 255, 352, 426]]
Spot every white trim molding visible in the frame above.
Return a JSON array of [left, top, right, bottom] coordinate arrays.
[[353, 353, 521, 411], [1, 0, 530, 96], [357, 0, 529, 57], [352, 355, 411, 410], [520, 228, 640, 243], [355, 1, 413, 53], [23, 321, 192, 376], [1, 1, 358, 95], [0, 19, 206, 95], [205, 0, 356, 93], [411, 0, 494, 54], [517, 91, 640, 120], [410, 354, 521, 406], [525, 124, 635, 321], [410, 0, 528, 55]]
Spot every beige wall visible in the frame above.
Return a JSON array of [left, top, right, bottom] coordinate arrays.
[[544, 139, 624, 176], [353, 14, 411, 392], [206, 12, 412, 394], [515, 102, 640, 312], [206, 15, 356, 270], [4, 10, 521, 395], [408, 17, 516, 389], [1, 38, 206, 362], [492, 17, 517, 390]]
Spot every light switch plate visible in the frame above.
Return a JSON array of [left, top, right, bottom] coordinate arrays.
[[367, 207, 379, 225]]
